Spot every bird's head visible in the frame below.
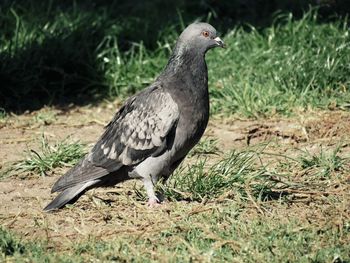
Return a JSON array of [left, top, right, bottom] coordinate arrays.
[[177, 22, 225, 54]]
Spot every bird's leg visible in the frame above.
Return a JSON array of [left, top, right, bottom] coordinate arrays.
[[142, 177, 160, 207]]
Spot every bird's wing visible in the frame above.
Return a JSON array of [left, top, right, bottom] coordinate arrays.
[[52, 85, 179, 192]]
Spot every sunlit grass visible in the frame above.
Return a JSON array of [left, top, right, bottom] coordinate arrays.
[[1, 141, 349, 262], [299, 146, 348, 178], [1, 3, 350, 262], [208, 10, 350, 116], [163, 150, 271, 202], [1, 207, 349, 262], [10, 135, 86, 177], [1, 5, 349, 115]]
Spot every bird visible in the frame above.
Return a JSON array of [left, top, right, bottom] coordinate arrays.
[[44, 22, 225, 211]]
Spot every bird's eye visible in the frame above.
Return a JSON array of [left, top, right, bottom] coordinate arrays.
[[202, 31, 209, 38]]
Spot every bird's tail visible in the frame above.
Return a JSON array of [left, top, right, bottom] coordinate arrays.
[[43, 180, 98, 212]]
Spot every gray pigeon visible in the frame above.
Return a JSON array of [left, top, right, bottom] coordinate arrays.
[[44, 22, 225, 211]]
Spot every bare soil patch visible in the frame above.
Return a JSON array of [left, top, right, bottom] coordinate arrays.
[[0, 105, 349, 249]]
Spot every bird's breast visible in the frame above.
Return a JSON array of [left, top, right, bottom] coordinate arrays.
[[164, 63, 210, 155], [173, 87, 209, 155]]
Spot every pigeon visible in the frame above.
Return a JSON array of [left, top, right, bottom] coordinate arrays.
[[44, 22, 225, 211]]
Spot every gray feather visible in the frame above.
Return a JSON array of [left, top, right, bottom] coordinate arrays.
[[92, 86, 179, 166], [44, 22, 224, 210], [50, 86, 179, 193], [51, 158, 114, 193], [44, 180, 98, 211]]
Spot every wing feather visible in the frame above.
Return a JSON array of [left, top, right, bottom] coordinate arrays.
[[52, 85, 179, 192]]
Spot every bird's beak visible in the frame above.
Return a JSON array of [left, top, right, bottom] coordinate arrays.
[[214, 37, 225, 48]]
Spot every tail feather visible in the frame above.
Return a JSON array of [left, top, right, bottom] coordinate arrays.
[[51, 158, 113, 194], [43, 180, 98, 211]]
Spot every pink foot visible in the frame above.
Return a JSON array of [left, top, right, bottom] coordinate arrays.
[[147, 198, 161, 208]]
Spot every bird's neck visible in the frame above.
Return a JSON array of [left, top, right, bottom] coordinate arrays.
[[161, 46, 208, 90]]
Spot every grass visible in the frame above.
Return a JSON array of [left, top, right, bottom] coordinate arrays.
[[0, 227, 80, 262], [9, 135, 86, 177], [208, 10, 350, 117], [1, 2, 350, 262], [188, 137, 220, 157], [163, 150, 273, 202], [1, 136, 349, 262], [1, 203, 349, 262], [0, 108, 7, 120], [1, 3, 349, 116], [299, 146, 348, 178], [33, 110, 57, 125], [81, 8, 350, 117], [0, 227, 26, 256], [163, 143, 350, 202]]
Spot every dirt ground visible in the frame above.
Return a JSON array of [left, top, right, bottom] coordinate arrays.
[[0, 103, 349, 249]]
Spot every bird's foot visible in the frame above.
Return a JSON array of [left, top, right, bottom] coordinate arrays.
[[147, 198, 161, 208]]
